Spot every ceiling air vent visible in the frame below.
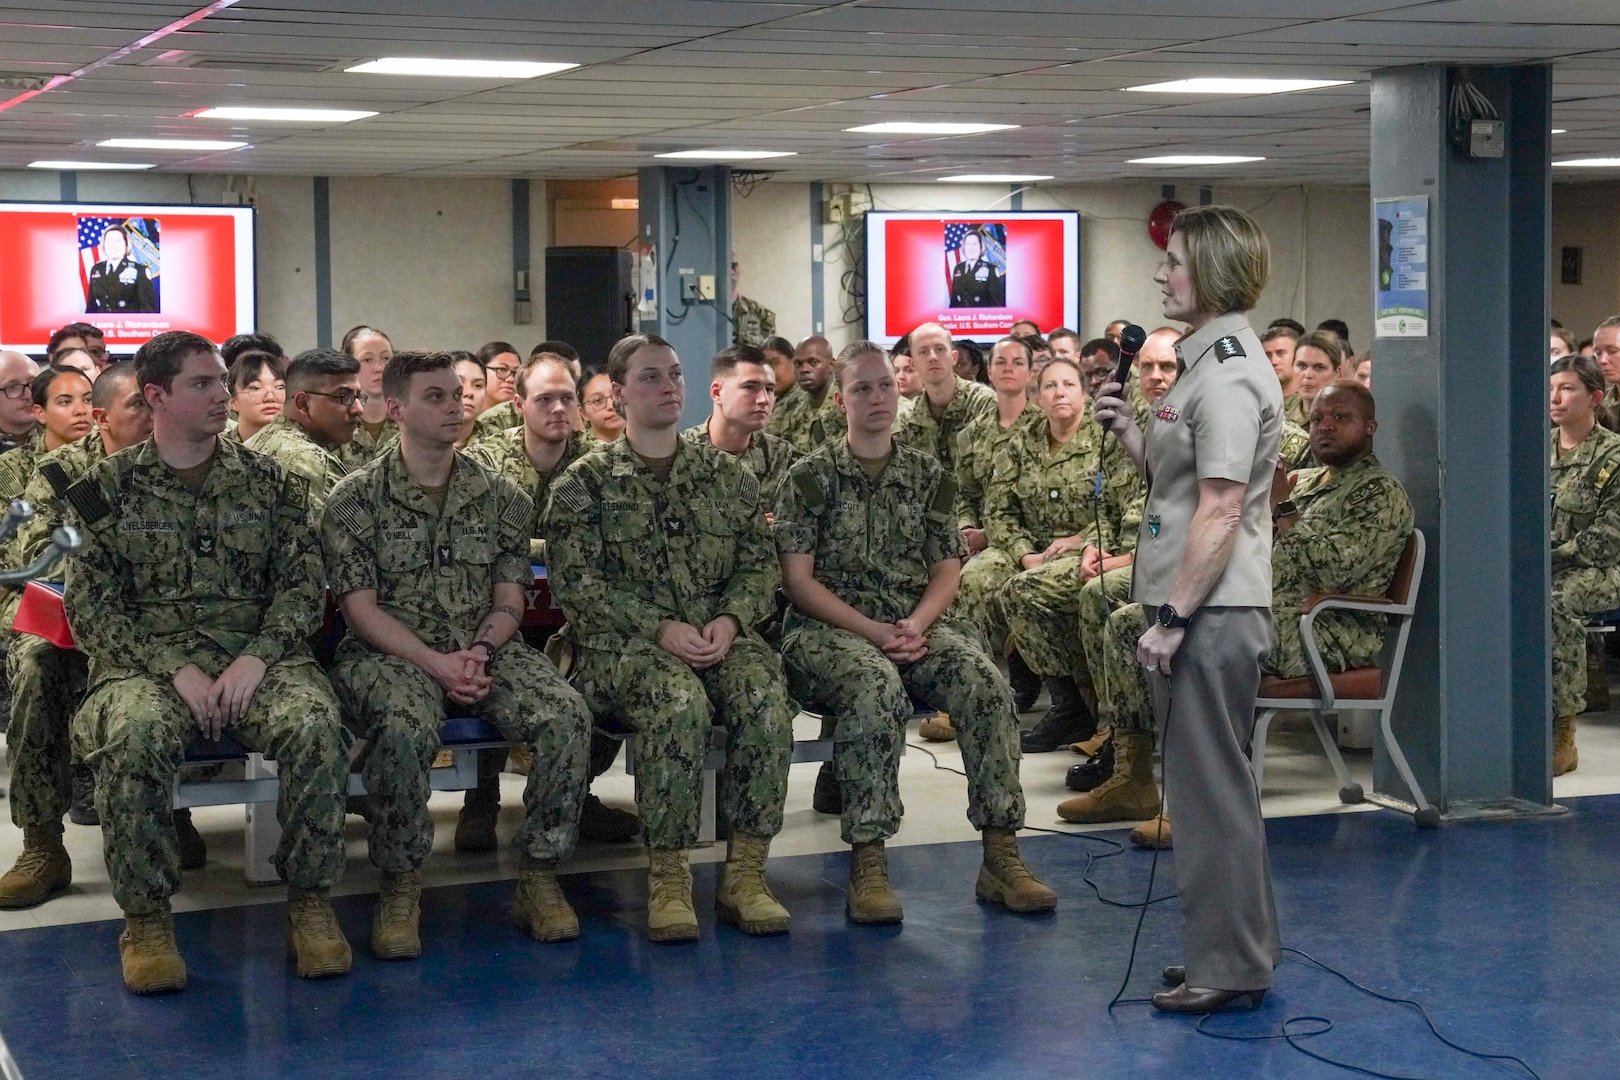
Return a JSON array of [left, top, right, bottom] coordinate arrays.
[[139, 51, 348, 74]]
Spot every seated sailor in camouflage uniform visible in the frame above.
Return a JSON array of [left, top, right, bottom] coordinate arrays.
[[465, 352, 640, 850], [64, 331, 353, 993], [772, 342, 1055, 924], [320, 350, 593, 959], [683, 344, 798, 509], [0, 364, 166, 911], [547, 333, 793, 939], [982, 356, 1102, 754], [767, 335, 846, 453], [336, 325, 399, 471], [546, 334, 796, 944], [1548, 355, 1620, 775], [893, 322, 996, 475], [952, 336, 1042, 711], [244, 347, 362, 513]]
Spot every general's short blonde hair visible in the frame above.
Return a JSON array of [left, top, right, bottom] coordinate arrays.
[[1171, 205, 1270, 315]]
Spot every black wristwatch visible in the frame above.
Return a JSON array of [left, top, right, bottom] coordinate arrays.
[[1156, 604, 1191, 630], [1272, 499, 1298, 523]]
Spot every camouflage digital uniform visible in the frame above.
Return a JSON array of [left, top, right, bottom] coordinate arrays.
[[1269, 452, 1413, 677], [682, 422, 799, 510], [244, 414, 351, 513], [1550, 426, 1620, 716], [467, 425, 592, 562], [65, 438, 349, 915], [1283, 393, 1308, 428], [0, 426, 50, 630], [0, 423, 38, 456], [1077, 428, 1151, 730], [320, 448, 592, 872], [544, 436, 794, 850], [893, 376, 997, 478], [336, 418, 399, 472], [4, 431, 104, 829], [472, 399, 522, 442], [951, 403, 1038, 654], [1279, 420, 1313, 470], [980, 418, 1103, 688], [767, 386, 847, 454], [772, 440, 1025, 844], [731, 294, 776, 347]]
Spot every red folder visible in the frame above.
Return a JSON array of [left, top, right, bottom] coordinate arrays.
[[12, 581, 75, 650]]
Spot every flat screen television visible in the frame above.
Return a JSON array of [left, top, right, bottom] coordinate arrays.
[[0, 201, 255, 356], [864, 209, 1080, 348]]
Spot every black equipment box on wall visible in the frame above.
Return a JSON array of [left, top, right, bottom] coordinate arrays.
[[545, 246, 634, 370]]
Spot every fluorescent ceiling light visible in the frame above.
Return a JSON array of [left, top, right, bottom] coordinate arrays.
[[1130, 155, 1265, 165], [1554, 158, 1620, 168], [98, 138, 247, 151], [345, 58, 576, 79], [610, 198, 639, 210], [1126, 78, 1352, 94], [654, 149, 795, 160], [1552, 129, 1567, 134], [28, 160, 153, 171], [846, 122, 1019, 135], [938, 174, 1052, 183], [194, 106, 377, 122]]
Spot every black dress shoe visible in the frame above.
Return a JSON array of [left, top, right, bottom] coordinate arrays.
[[1065, 740, 1115, 792], [579, 794, 639, 843], [1162, 965, 1185, 986], [812, 762, 843, 815], [1151, 984, 1267, 1014]]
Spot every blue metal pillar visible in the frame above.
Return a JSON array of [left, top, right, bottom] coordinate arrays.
[[637, 166, 731, 429], [1368, 65, 1554, 816]]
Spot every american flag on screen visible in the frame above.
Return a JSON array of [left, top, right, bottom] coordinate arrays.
[[942, 221, 1007, 288], [78, 216, 161, 302]]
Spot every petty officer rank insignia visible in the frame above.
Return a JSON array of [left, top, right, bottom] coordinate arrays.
[[437, 544, 453, 566], [1214, 335, 1245, 362], [1154, 404, 1180, 423], [195, 534, 216, 556], [664, 517, 686, 536], [1147, 513, 1161, 539]]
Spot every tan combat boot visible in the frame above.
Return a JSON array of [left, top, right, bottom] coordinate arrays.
[[0, 825, 71, 909], [846, 840, 903, 924], [918, 712, 956, 742], [1554, 715, 1579, 776], [512, 860, 580, 942], [1130, 813, 1172, 850], [1057, 728, 1160, 823], [647, 848, 699, 943], [715, 834, 791, 935], [287, 886, 352, 978], [1070, 726, 1112, 758], [370, 870, 423, 960], [976, 828, 1058, 913], [119, 910, 187, 994]]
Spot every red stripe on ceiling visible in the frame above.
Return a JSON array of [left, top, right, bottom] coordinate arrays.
[[0, 0, 243, 115]]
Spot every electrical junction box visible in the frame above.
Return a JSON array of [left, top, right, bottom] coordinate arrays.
[[1467, 119, 1505, 158]]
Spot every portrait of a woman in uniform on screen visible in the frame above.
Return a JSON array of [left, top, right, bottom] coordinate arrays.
[[946, 223, 1007, 309], [81, 216, 161, 314]]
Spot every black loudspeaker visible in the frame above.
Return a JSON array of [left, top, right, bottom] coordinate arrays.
[[545, 246, 634, 370]]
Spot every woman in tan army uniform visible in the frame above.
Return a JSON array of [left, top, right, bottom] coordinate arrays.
[[1549, 353, 1620, 775]]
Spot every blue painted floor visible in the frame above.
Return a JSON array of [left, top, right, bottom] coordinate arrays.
[[1, 798, 1609, 1080]]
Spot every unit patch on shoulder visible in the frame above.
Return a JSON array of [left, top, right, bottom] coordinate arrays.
[[39, 461, 73, 498], [62, 478, 112, 527], [1214, 335, 1246, 362], [1596, 458, 1619, 493]]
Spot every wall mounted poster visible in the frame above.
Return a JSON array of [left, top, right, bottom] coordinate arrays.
[[1374, 196, 1429, 338]]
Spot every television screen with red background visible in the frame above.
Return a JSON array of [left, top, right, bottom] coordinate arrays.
[[0, 202, 255, 355], [865, 210, 1079, 347]]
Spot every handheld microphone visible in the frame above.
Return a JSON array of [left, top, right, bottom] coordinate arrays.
[[1111, 323, 1147, 391]]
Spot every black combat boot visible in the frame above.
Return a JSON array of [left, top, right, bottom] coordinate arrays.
[[1020, 677, 1096, 753]]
